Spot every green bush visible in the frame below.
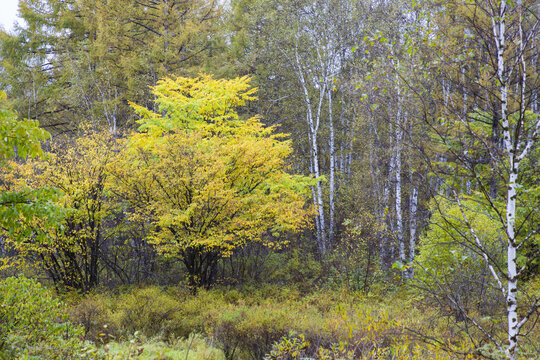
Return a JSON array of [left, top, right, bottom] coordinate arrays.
[[415, 197, 506, 321], [265, 333, 310, 360], [113, 287, 181, 338], [69, 286, 189, 341], [0, 275, 100, 359], [325, 213, 387, 294], [210, 296, 336, 360], [67, 293, 115, 343], [268, 249, 323, 292], [213, 304, 297, 359]]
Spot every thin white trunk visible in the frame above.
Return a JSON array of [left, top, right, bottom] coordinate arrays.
[[533, 49, 539, 113], [294, 39, 327, 254], [32, 74, 37, 121], [327, 85, 335, 245], [369, 120, 381, 216], [394, 59, 405, 265], [339, 135, 345, 172], [506, 171, 519, 359], [309, 155, 322, 247], [346, 128, 354, 176], [338, 106, 349, 175], [395, 124, 404, 265], [312, 131, 326, 254], [381, 117, 395, 264], [461, 66, 467, 116], [408, 169, 418, 278]]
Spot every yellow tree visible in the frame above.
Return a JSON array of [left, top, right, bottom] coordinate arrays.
[[112, 75, 314, 288], [4, 129, 118, 291]]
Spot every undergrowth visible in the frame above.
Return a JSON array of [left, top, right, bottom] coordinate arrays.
[[2, 276, 537, 359], [63, 284, 540, 360]]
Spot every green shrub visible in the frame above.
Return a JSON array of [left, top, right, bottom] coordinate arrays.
[[166, 288, 228, 339], [67, 293, 115, 343], [113, 287, 181, 338], [212, 303, 296, 360], [265, 333, 310, 360], [68, 286, 229, 341], [0, 275, 100, 359], [415, 198, 506, 320], [69, 286, 187, 341], [210, 298, 335, 360], [268, 250, 323, 292]]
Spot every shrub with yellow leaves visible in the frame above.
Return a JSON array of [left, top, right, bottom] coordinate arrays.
[[3, 128, 118, 292]]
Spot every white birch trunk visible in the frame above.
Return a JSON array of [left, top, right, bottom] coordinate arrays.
[[381, 120, 395, 265], [309, 155, 322, 247], [394, 58, 405, 266], [368, 119, 381, 217], [461, 66, 467, 116], [492, 2, 518, 357], [327, 85, 335, 245], [408, 166, 418, 278], [312, 131, 327, 254], [294, 40, 327, 254], [395, 119, 404, 265]]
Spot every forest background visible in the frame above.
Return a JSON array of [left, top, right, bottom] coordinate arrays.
[[0, 0, 538, 359]]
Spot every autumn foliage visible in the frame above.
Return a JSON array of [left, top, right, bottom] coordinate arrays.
[[113, 75, 315, 288]]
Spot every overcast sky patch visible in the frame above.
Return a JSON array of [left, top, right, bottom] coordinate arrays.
[[0, 0, 21, 33]]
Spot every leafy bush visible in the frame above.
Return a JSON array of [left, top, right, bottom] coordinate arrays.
[[67, 293, 116, 343], [112, 287, 181, 338], [212, 304, 298, 359], [265, 333, 310, 360], [415, 198, 506, 321], [0, 275, 100, 359], [268, 249, 323, 292], [326, 213, 388, 294], [69, 286, 190, 341], [210, 295, 409, 360]]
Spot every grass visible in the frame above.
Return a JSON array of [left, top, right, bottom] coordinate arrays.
[[102, 334, 224, 360]]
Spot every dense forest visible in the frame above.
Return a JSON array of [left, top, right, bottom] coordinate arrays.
[[0, 0, 538, 359]]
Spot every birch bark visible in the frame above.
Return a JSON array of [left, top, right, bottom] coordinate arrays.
[[408, 168, 417, 277], [294, 39, 328, 254], [393, 58, 405, 266], [327, 83, 335, 244]]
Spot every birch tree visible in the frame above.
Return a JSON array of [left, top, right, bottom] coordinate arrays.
[[490, 1, 539, 356], [248, 0, 362, 254], [415, 0, 540, 357], [348, 0, 427, 269]]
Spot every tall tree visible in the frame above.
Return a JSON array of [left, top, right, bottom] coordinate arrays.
[[112, 75, 314, 288], [230, 0, 365, 254], [414, 0, 540, 358], [0, 0, 223, 133]]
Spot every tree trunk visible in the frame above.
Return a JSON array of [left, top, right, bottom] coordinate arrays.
[[327, 85, 335, 246], [493, 2, 518, 357], [408, 168, 418, 278], [293, 39, 327, 255], [394, 60, 405, 267]]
